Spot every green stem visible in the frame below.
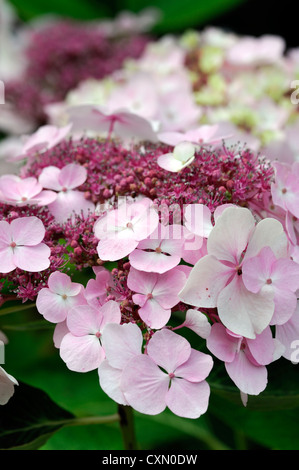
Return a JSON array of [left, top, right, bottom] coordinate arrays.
[[0, 303, 37, 317], [118, 405, 138, 450], [65, 414, 120, 428]]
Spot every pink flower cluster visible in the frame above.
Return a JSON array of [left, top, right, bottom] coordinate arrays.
[[1, 124, 298, 415]]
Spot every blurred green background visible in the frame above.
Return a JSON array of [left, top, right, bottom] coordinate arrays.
[[2, 0, 299, 452]]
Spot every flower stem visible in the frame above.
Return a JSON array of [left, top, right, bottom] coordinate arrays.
[[118, 405, 138, 450]]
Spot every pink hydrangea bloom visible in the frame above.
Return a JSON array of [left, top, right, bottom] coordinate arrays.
[[0, 216, 51, 273], [36, 271, 86, 324], [127, 266, 187, 329], [129, 223, 184, 273], [38, 163, 95, 223], [59, 300, 121, 372], [94, 198, 159, 261], [0, 174, 57, 206], [0, 366, 18, 405], [121, 328, 213, 418], [207, 323, 281, 397], [242, 246, 299, 325], [179, 206, 288, 339]]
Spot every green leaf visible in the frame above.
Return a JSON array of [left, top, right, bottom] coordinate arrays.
[[124, 0, 246, 33], [0, 381, 75, 450], [8, 0, 110, 21]]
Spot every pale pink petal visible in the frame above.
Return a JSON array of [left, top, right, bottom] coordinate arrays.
[[225, 352, 268, 395], [139, 298, 171, 329], [166, 378, 210, 419], [97, 300, 121, 329], [12, 243, 50, 272], [147, 329, 191, 373], [184, 204, 213, 238], [178, 254, 232, 308], [121, 355, 169, 415], [97, 237, 138, 261], [101, 323, 143, 369], [217, 275, 274, 339], [0, 367, 18, 405], [245, 218, 288, 261], [60, 333, 105, 372], [206, 323, 240, 362], [246, 327, 275, 365], [58, 164, 87, 190], [0, 247, 15, 273], [0, 220, 12, 247], [34, 190, 57, 206], [129, 249, 181, 273], [36, 288, 82, 323], [175, 349, 213, 382], [208, 207, 255, 264], [48, 271, 82, 296], [48, 190, 95, 224], [127, 268, 158, 295], [157, 153, 186, 172], [153, 268, 186, 308], [11, 216, 45, 245], [275, 305, 299, 361], [183, 309, 211, 339], [67, 304, 100, 336], [242, 247, 277, 294], [53, 321, 69, 348], [38, 166, 63, 191], [271, 288, 297, 325], [98, 360, 128, 405]]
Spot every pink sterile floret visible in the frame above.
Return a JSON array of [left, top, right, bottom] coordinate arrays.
[[38, 163, 95, 223], [36, 270, 86, 323], [59, 300, 121, 373], [127, 266, 187, 329], [179, 206, 288, 339], [0, 216, 51, 273], [242, 246, 299, 325], [207, 323, 281, 397], [94, 198, 159, 262], [129, 223, 184, 273], [0, 174, 57, 206], [99, 324, 213, 418]]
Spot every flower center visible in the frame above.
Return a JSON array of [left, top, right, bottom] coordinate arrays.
[[155, 246, 162, 253], [126, 222, 133, 229], [95, 331, 101, 338], [10, 241, 16, 249], [147, 293, 153, 299], [266, 278, 272, 285], [281, 188, 287, 194], [62, 294, 67, 300], [169, 372, 175, 379], [21, 196, 28, 202]]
